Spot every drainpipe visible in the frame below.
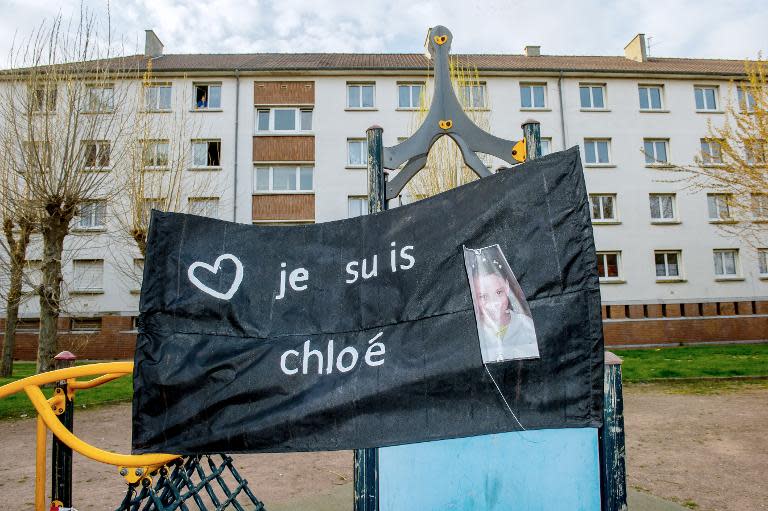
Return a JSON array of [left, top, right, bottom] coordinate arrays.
[[558, 70, 567, 150], [233, 69, 240, 222]]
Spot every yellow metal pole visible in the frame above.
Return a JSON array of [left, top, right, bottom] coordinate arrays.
[[35, 414, 46, 511]]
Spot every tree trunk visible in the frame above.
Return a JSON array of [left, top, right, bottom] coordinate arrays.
[[37, 212, 68, 374], [1, 220, 32, 377]]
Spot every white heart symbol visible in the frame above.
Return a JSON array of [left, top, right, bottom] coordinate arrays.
[[187, 254, 244, 301]]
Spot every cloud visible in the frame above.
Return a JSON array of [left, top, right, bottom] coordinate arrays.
[[0, 0, 764, 65]]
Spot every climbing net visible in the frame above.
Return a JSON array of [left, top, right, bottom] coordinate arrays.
[[117, 454, 265, 511]]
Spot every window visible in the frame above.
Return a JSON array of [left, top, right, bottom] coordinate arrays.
[[194, 83, 222, 109], [700, 139, 723, 165], [30, 85, 56, 112], [737, 87, 756, 113], [759, 249, 768, 276], [540, 138, 552, 156], [596, 252, 621, 281], [520, 83, 546, 109], [255, 108, 312, 132], [70, 317, 102, 331], [82, 140, 110, 169], [86, 85, 114, 112], [638, 85, 663, 110], [22, 260, 42, 294], [132, 258, 144, 291], [16, 318, 40, 331], [23, 141, 52, 170], [579, 84, 605, 109], [713, 249, 739, 277], [644, 139, 669, 165], [584, 139, 610, 164], [144, 84, 172, 111], [398, 83, 424, 109], [655, 251, 682, 279], [142, 140, 169, 169], [649, 194, 677, 222], [459, 84, 487, 109], [76, 200, 106, 229], [347, 139, 368, 167], [348, 196, 368, 218], [347, 83, 375, 109], [589, 194, 617, 222], [188, 197, 219, 218], [744, 139, 766, 165], [71, 260, 104, 292], [752, 193, 768, 220], [192, 140, 221, 167], [694, 86, 718, 111], [253, 166, 313, 192], [707, 193, 732, 221]]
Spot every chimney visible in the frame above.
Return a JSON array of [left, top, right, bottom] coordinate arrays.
[[624, 34, 647, 62], [524, 45, 541, 57], [144, 29, 164, 59]]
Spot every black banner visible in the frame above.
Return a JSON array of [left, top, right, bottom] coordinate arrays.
[[132, 147, 604, 454]]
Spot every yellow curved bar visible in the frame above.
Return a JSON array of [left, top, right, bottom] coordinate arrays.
[[0, 362, 134, 399], [69, 372, 125, 390], [24, 385, 179, 467]]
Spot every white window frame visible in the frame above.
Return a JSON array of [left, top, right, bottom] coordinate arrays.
[[348, 196, 369, 218], [191, 139, 222, 168], [82, 140, 111, 170], [744, 139, 766, 165], [253, 166, 314, 193], [30, 85, 57, 113], [643, 139, 669, 165], [142, 198, 166, 224], [22, 260, 42, 294], [193, 82, 222, 110], [751, 193, 768, 221], [254, 108, 313, 133], [347, 83, 376, 109], [85, 84, 114, 113], [737, 86, 756, 113], [520, 82, 547, 109], [71, 259, 104, 293], [144, 83, 172, 111], [76, 200, 107, 230], [459, 83, 487, 109], [700, 138, 723, 165], [583, 138, 611, 165], [579, 83, 606, 110], [649, 193, 678, 223], [713, 249, 740, 279], [596, 251, 623, 283], [588, 194, 618, 223], [654, 250, 683, 281], [397, 82, 425, 109], [187, 197, 220, 218], [707, 193, 733, 222], [638, 84, 664, 111], [142, 140, 169, 170], [694, 85, 719, 112], [540, 138, 553, 156], [347, 138, 368, 167], [758, 249, 768, 277]]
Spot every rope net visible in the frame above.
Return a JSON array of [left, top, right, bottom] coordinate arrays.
[[117, 454, 265, 511]]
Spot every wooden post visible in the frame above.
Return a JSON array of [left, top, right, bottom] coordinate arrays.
[[599, 351, 628, 511], [355, 125, 385, 511], [521, 119, 542, 160]]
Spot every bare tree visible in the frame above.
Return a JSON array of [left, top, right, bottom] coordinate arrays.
[[0, 13, 139, 372], [405, 57, 493, 199], [666, 58, 768, 248]]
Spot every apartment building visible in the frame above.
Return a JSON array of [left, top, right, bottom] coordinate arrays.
[[3, 30, 767, 359]]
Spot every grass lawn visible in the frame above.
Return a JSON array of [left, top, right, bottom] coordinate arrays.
[[0, 361, 133, 420], [618, 343, 768, 382]]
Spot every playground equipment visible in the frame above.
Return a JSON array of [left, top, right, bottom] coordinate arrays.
[[0, 356, 264, 511]]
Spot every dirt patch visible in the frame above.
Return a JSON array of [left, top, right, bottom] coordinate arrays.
[[624, 383, 768, 511], [0, 383, 765, 510]]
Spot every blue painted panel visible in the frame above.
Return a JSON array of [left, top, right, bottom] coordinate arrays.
[[379, 428, 600, 511]]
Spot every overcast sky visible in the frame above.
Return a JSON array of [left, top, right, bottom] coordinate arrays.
[[0, 0, 765, 64]]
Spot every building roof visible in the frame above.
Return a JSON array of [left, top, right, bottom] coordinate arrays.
[[138, 53, 748, 77]]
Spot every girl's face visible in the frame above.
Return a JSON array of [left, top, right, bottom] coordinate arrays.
[[474, 273, 511, 326]]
